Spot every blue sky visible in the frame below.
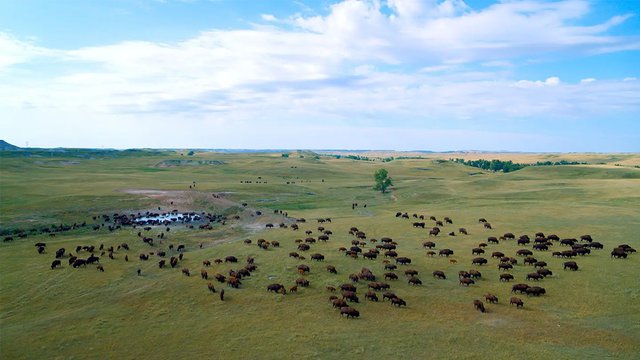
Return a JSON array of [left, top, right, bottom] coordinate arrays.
[[1, 0, 638, 151]]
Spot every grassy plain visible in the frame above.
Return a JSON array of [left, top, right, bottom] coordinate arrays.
[[1, 150, 639, 359]]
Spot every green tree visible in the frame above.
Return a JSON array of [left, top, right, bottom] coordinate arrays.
[[374, 168, 393, 193]]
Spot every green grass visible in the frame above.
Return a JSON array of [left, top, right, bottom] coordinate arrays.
[[1, 151, 639, 359]]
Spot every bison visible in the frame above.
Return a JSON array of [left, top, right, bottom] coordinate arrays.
[[563, 261, 579, 270], [510, 297, 524, 308], [340, 307, 360, 319], [473, 299, 486, 312], [500, 273, 514, 282], [50, 260, 61, 269], [432, 270, 446, 279]]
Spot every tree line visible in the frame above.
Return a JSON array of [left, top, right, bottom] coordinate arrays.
[[450, 158, 587, 173]]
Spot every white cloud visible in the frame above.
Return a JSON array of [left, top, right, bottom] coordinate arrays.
[[0, 1, 638, 151], [581, 78, 597, 84]]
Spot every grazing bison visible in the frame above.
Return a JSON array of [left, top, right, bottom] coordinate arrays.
[[311, 253, 325, 261], [500, 273, 514, 282], [50, 260, 61, 269], [432, 270, 446, 279], [487, 237, 499, 244], [473, 299, 485, 313], [72, 259, 87, 268], [342, 291, 359, 303], [459, 278, 475, 286], [563, 261, 579, 270], [267, 283, 286, 294], [326, 265, 337, 274], [55, 248, 66, 259], [391, 297, 407, 307], [97, 265, 104, 272], [484, 294, 498, 304], [396, 257, 411, 265], [332, 298, 347, 308], [297, 264, 310, 274], [365, 291, 379, 302], [200, 270, 208, 280], [510, 297, 524, 308], [295, 278, 310, 287], [208, 283, 217, 293], [158, 260, 166, 268], [469, 269, 482, 279], [182, 268, 190, 276], [340, 307, 360, 319], [472, 248, 485, 255], [498, 263, 513, 271], [224, 256, 238, 263], [382, 292, 397, 301], [408, 277, 422, 286]]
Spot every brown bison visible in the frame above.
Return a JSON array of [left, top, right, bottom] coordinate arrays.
[[500, 273, 514, 281], [511, 283, 530, 293], [484, 293, 498, 304], [267, 283, 286, 294], [342, 291, 359, 303], [459, 278, 475, 286], [563, 261, 579, 270], [340, 307, 360, 319], [365, 291, 379, 302], [224, 255, 238, 263], [472, 257, 488, 266], [432, 270, 446, 279], [526, 286, 546, 296], [473, 299, 485, 312], [208, 283, 217, 293], [391, 297, 407, 307], [384, 272, 398, 280], [510, 297, 524, 308], [408, 277, 422, 286]]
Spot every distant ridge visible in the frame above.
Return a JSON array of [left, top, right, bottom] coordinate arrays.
[[0, 140, 21, 151]]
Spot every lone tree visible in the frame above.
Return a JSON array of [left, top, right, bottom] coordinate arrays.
[[374, 168, 393, 193]]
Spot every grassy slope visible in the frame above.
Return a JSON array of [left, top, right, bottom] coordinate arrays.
[[1, 152, 639, 359]]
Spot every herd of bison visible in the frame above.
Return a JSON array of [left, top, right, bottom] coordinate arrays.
[[9, 205, 637, 319]]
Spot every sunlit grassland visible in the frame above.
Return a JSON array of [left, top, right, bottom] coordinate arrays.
[[1, 151, 639, 359]]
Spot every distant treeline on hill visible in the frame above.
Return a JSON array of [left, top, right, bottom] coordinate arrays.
[[451, 158, 587, 172]]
